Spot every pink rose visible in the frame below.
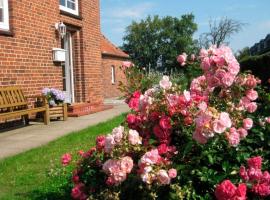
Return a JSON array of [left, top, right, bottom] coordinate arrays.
[[177, 53, 187, 66], [235, 183, 247, 199], [140, 149, 161, 165], [248, 156, 262, 169], [201, 57, 211, 71], [239, 166, 249, 181], [112, 126, 124, 143], [159, 116, 172, 130], [212, 119, 227, 134], [120, 156, 134, 174], [246, 102, 257, 113], [128, 97, 140, 111], [159, 76, 172, 90], [168, 168, 177, 178], [61, 153, 72, 166], [226, 128, 240, 147], [126, 113, 137, 125], [243, 118, 253, 130], [190, 54, 196, 61], [71, 183, 87, 200], [245, 89, 258, 101], [252, 183, 270, 197], [238, 128, 248, 139], [128, 129, 142, 145], [215, 180, 237, 200], [192, 130, 208, 144], [122, 61, 134, 69], [221, 73, 234, 87], [96, 135, 105, 151], [104, 134, 115, 153], [157, 169, 171, 185], [157, 144, 168, 155]]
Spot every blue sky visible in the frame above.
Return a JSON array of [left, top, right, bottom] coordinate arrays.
[[101, 0, 270, 52]]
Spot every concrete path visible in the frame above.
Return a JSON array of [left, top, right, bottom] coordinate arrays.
[[0, 103, 129, 160]]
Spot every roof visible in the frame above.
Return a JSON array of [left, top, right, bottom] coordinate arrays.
[[101, 35, 129, 58]]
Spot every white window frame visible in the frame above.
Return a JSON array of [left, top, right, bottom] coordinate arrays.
[[0, 0, 9, 31], [111, 66, 116, 84], [59, 0, 79, 16]]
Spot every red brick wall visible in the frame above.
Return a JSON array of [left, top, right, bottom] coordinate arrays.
[[0, 0, 103, 104], [102, 55, 127, 98]]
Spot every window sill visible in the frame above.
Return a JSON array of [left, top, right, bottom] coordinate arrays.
[[60, 10, 83, 20], [0, 29, 14, 37]]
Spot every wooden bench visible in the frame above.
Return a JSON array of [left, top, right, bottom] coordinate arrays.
[[0, 87, 50, 125]]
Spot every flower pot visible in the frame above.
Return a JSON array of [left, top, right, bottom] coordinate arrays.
[[49, 103, 68, 121]]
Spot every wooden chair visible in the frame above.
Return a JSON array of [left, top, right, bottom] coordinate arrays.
[[0, 87, 50, 125]]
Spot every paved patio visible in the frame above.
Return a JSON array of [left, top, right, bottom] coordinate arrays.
[[0, 103, 129, 160]]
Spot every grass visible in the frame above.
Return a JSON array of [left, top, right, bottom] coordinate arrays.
[[0, 113, 126, 200]]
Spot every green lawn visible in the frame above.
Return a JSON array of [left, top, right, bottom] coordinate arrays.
[[0, 114, 126, 200]]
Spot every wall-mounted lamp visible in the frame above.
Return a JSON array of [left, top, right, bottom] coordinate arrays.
[[55, 21, 66, 39]]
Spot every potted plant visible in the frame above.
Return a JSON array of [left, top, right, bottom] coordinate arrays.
[[42, 88, 67, 121]]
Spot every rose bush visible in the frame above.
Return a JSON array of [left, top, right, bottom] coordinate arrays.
[[62, 45, 269, 199]]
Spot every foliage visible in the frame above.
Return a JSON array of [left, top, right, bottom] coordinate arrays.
[[240, 52, 270, 85], [236, 46, 250, 61], [122, 14, 197, 72], [42, 87, 65, 106], [198, 17, 245, 48], [64, 45, 270, 199]]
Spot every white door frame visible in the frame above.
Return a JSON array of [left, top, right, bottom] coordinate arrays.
[[63, 32, 75, 103]]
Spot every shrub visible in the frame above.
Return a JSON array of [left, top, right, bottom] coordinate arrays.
[[62, 46, 270, 200]]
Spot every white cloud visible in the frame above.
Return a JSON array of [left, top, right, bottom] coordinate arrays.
[[104, 2, 155, 19]]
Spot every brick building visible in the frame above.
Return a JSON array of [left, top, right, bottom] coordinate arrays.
[[0, 0, 127, 110], [101, 35, 128, 98]]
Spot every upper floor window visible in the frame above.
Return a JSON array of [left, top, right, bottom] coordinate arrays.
[[59, 0, 79, 16], [0, 0, 9, 31]]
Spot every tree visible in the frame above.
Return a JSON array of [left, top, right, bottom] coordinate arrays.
[[122, 14, 197, 72], [236, 47, 250, 61], [199, 17, 245, 48]]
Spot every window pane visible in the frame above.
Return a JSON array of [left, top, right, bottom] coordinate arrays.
[[59, 0, 65, 6], [67, 1, 75, 10]]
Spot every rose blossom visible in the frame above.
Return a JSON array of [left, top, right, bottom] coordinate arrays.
[[96, 135, 105, 151], [226, 128, 240, 147], [243, 118, 253, 130], [168, 168, 177, 178], [120, 156, 134, 173], [238, 128, 248, 139], [159, 76, 172, 90], [247, 156, 262, 169], [122, 61, 133, 69], [177, 53, 187, 66], [252, 183, 270, 197], [157, 169, 171, 185], [128, 129, 142, 145], [71, 183, 87, 200], [159, 116, 172, 130], [61, 153, 72, 166], [246, 102, 257, 113], [140, 149, 161, 165], [112, 126, 124, 143], [245, 89, 258, 101], [104, 134, 115, 153]]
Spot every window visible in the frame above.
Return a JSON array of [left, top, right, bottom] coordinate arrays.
[[0, 0, 9, 31], [59, 0, 79, 15], [111, 66, 116, 84]]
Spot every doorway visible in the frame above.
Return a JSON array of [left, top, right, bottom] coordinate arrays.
[[61, 32, 75, 103]]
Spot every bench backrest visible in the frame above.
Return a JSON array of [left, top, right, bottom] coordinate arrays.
[[0, 87, 28, 110]]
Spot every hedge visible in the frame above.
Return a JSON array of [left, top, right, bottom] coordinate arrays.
[[240, 52, 270, 85]]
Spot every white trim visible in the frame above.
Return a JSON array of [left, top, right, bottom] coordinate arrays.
[[59, 0, 79, 16], [69, 34, 75, 103], [111, 66, 116, 84], [0, 0, 9, 31]]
